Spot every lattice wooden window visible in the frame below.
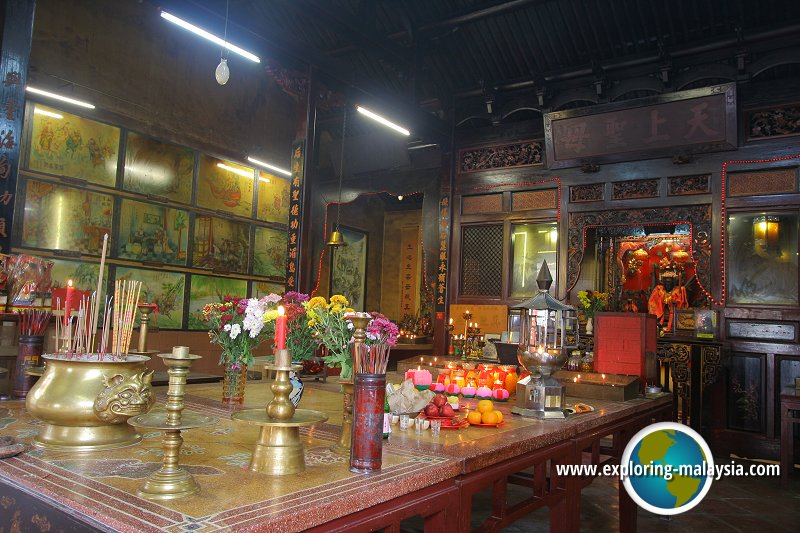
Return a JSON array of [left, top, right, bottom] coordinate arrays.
[[460, 224, 503, 297], [728, 168, 797, 196], [511, 189, 557, 211], [462, 194, 503, 215]]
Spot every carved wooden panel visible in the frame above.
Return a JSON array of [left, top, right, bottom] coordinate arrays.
[[747, 103, 800, 140], [511, 190, 557, 211], [461, 194, 503, 215], [727, 320, 797, 342], [612, 178, 660, 200], [570, 183, 604, 203], [727, 168, 797, 196], [668, 174, 710, 196], [458, 140, 543, 173], [566, 205, 712, 300]]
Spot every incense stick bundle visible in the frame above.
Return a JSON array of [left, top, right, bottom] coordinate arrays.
[[19, 309, 51, 337], [111, 280, 141, 357], [353, 344, 391, 374]]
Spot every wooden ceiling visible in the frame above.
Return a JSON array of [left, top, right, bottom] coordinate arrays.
[[204, 0, 800, 104]]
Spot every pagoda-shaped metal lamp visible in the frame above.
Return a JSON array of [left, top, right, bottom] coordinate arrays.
[[512, 260, 578, 419]]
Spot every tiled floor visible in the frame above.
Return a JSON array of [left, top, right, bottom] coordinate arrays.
[[473, 457, 800, 532]]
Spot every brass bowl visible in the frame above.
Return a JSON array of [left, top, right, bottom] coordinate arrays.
[[26, 354, 155, 451], [517, 346, 568, 378]]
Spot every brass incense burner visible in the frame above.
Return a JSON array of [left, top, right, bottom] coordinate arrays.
[[26, 354, 154, 451]]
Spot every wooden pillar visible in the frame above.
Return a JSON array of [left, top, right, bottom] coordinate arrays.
[[288, 65, 318, 294], [0, 0, 36, 253]]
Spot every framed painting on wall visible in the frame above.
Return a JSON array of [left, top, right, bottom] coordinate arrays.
[[196, 154, 254, 217], [50, 258, 108, 292], [330, 226, 367, 311], [21, 179, 113, 254], [187, 275, 248, 329], [115, 267, 185, 329], [253, 226, 287, 277], [117, 199, 189, 265], [27, 103, 120, 186], [257, 172, 291, 223], [192, 215, 250, 273], [123, 132, 193, 203], [251, 280, 285, 298]]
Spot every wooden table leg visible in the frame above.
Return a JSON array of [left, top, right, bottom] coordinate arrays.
[[619, 476, 637, 533]]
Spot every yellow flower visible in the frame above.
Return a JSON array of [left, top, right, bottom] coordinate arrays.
[[263, 309, 279, 322], [331, 304, 343, 314], [307, 296, 327, 309], [345, 308, 355, 314], [330, 294, 349, 307], [308, 318, 316, 327]]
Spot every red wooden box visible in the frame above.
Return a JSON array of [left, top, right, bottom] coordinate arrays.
[[593, 312, 657, 393]]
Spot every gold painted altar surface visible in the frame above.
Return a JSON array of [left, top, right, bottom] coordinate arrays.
[[0, 383, 460, 532], [0, 377, 672, 532]]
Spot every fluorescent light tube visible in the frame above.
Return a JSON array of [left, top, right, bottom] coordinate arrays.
[[247, 156, 291, 176], [161, 11, 260, 63], [217, 163, 254, 178], [356, 106, 410, 136], [34, 108, 64, 119], [26, 87, 95, 109]]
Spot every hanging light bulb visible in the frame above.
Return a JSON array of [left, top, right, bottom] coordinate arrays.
[[215, 0, 231, 86], [397, 195, 404, 201], [215, 58, 230, 85]]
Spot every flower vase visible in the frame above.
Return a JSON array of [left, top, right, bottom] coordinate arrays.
[[222, 363, 247, 404], [585, 317, 593, 335]]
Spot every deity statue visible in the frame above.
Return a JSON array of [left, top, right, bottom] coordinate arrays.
[[648, 265, 689, 333]]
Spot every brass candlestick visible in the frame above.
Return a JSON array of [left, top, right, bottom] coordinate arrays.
[[136, 304, 157, 354], [128, 346, 216, 500], [232, 348, 328, 475], [331, 313, 371, 455]]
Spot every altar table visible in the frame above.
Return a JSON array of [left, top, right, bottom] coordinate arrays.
[[0, 379, 671, 532]]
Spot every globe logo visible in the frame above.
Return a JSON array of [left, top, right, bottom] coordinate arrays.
[[620, 422, 714, 515]]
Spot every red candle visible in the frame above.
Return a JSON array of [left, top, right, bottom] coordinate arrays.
[[275, 305, 287, 350], [63, 279, 74, 326]]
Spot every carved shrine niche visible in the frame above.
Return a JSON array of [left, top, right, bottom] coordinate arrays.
[[727, 168, 797, 196], [570, 183, 604, 203], [512, 189, 557, 211], [668, 174, 711, 196], [612, 178, 660, 200], [566, 205, 713, 298], [458, 140, 543, 174], [746, 103, 800, 141], [462, 194, 503, 215]]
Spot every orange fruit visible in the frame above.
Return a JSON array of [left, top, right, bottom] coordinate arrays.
[[467, 411, 483, 425], [477, 399, 494, 413], [493, 410, 503, 423], [481, 411, 499, 424]]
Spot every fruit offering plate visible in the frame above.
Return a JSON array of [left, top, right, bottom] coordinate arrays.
[[440, 418, 469, 430], [469, 421, 506, 428]]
